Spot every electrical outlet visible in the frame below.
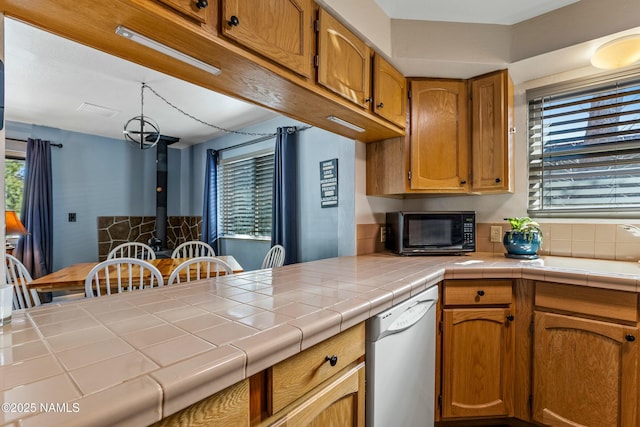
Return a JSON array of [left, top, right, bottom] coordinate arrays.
[[380, 226, 386, 243], [490, 226, 502, 243]]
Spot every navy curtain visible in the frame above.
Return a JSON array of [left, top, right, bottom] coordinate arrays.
[[202, 149, 219, 253], [272, 127, 298, 265], [15, 138, 53, 282]]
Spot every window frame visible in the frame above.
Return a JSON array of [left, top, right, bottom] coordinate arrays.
[[526, 66, 640, 219]]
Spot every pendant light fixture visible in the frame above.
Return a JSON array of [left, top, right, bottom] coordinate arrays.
[[123, 83, 161, 149]]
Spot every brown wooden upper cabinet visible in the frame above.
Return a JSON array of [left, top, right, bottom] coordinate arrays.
[[366, 70, 514, 196], [221, 0, 315, 78], [373, 54, 407, 128], [317, 8, 372, 108], [410, 79, 469, 192], [470, 70, 514, 193]]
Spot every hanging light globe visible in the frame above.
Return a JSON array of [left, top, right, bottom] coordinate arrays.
[[123, 83, 161, 149]]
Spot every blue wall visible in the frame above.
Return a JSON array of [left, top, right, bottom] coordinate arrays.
[[188, 117, 356, 269], [7, 122, 157, 271], [6, 116, 357, 272]]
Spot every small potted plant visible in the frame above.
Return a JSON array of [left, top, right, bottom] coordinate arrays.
[[503, 217, 543, 259]]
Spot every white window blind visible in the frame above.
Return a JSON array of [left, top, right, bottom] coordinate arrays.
[[219, 151, 274, 238], [528, 73, 640, 216]]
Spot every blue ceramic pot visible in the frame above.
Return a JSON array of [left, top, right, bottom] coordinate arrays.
[[503, 231, 541, 256]]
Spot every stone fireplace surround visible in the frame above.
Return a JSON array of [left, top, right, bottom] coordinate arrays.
[[97, 216, 202, 260]]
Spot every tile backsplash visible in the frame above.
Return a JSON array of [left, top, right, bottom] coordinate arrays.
[[358, 222, 640, 262]]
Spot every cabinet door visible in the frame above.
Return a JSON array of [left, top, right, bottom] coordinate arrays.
[[221, 0, 314, 77], [270, 362, 365, 427], [317, 9, 371, 108], [533, 312, 638, 427], [442, 308, 514, 418], [470, 70, 513, 193], [410, 80, 469, 192], [373, 54, 406, 128]]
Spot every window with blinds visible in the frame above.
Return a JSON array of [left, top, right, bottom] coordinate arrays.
[[219, 151, 274, 238], [528, 73, 640, 216]]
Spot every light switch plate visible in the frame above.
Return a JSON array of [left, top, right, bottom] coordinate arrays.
[[380, 226, 386, 243], [490, 226, 502, 243]]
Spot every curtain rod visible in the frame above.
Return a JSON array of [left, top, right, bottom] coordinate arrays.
[[6, 137, 63, 148], [215, 125, 312, 154]]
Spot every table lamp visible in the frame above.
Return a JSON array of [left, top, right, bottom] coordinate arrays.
[[5, 210, 28, 250]]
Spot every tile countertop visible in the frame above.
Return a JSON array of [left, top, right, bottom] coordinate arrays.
[[2, 252, 640, 426]]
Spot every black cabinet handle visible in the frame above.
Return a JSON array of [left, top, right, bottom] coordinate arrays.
[[477, 290, 485, 296], [626, 334, 636, 342], [460, 180, 467, 185], [506, 315, 514, 321], [195, 0, 208, 9], [228, 15, 240, 27], [377, 102, 384, 109], [365, 97, 373, 103], [495, 178, 501, 183], [325, 355, 338, 366]]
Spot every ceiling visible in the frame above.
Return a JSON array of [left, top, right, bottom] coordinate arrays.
[[373, 0, 580, 25], [1, 2, 604, 148]]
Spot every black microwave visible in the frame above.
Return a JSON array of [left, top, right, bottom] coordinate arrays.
[[386, 211, 476, 255]]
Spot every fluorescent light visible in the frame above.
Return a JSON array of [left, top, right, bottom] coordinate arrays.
[[591, 35, 640, 69], [115, 25, 221, 76], [326, 115, 365, 133]]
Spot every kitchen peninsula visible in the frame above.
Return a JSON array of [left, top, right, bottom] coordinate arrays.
[[1, 252, 639, 426]]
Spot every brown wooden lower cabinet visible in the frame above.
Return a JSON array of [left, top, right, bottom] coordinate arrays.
[[533, 311, 638, 427]]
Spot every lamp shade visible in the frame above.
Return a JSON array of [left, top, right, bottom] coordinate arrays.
[[5, 210, 28, 237], [591, 35, 640, 69]]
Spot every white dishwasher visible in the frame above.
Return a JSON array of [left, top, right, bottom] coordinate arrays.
[[365, 286, 438, 427]]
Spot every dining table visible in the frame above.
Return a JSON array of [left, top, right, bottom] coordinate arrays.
[[27, 256, 244, 294]]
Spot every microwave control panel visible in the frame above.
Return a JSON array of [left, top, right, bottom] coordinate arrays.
[[463, 217, 475, 245]]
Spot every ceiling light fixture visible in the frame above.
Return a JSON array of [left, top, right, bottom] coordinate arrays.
[[591, 35, 640, 69], [123, 83, 160, 150], [115, 25, 222, 76], [326, 115, 365, 133]]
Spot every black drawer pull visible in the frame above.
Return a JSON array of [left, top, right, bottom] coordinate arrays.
[[626, 334, 636, 342], [195, 0, 208, 9], [228, 15, 240, 27], [325, 355, 338, 366], [477, 290, 485, 297], [506, 315, 514, 321]]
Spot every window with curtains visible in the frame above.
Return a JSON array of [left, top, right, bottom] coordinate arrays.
[[527, 72, 640, 216], [219, 150, 274, 238]]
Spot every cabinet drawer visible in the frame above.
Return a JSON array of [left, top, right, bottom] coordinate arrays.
[[535, 281, 638, 323], [270, 322, 364, 414], [444, 280, 512, 306]]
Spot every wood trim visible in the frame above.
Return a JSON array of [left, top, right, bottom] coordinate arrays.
[[513, 279, 534, 422]]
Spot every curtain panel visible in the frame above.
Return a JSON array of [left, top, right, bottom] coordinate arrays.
[[15, 138, 53, 281], [202, 149, 219, 252], [272, 127, 298, 265]]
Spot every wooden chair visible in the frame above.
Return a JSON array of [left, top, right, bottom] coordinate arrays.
[[261, 244, 285, 269], [171, 241, 215, 259], [167, 256, 233, 286], [85, 257, 164, 298], [5, 254, 41, 309], [107, 242, 156, 260]]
